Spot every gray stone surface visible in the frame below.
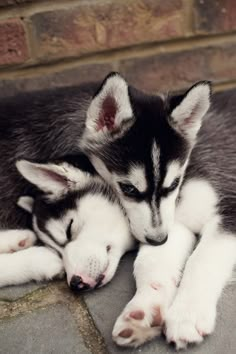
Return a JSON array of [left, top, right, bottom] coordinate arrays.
[[0, 282, 47, 301], [85, 252, 236, 354], [0, 304, 90, 354]]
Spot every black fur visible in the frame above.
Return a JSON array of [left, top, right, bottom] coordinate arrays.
[[0, 83, 97, 228], [0, 74, 235, 237]]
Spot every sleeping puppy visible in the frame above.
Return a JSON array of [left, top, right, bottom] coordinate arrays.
[[0, 159, 135, 290]]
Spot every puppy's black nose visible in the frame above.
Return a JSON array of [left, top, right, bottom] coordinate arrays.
[[70, 275, 90, 292], [145, 235, 168, 246]]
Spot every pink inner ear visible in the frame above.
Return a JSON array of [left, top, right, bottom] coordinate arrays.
[[40, 168, 68, 187], [97, 95, 117, 131]]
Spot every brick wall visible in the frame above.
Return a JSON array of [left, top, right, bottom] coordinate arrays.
[[0, 0, 236, 97]]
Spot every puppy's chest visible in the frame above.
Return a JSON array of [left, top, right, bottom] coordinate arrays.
[[175, 178, 218, 234]]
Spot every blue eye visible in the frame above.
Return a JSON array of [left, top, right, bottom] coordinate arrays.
[[118, 183, 140, 198], [162, 177, 180, 197]]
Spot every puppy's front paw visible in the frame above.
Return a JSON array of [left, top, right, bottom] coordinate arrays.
[[0, 229, 36, 254], [14, 230, 37, 251], [113, 280, 176, 347], [165, 297, 216, 349], [34, 248, 64, 281]]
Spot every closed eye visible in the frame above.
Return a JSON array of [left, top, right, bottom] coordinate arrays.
[[66, 219, 73, 241], [161, 177, 180, 197]]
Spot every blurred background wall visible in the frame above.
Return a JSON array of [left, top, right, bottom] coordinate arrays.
[[0, 0, 235, 97]]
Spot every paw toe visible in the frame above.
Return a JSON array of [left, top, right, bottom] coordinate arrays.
[[129, 310, 145, 320], [118, 328, 133, 338], [18, 239, 26, 248]]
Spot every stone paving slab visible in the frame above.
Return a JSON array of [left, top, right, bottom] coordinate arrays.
[[0, 304, 90, 354], [84, 252, 236, 354], [0, 252, 236, 354], [0, 282, 47, 301]]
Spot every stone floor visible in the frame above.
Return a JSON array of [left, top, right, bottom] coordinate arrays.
[[0, 252, 236, 354]]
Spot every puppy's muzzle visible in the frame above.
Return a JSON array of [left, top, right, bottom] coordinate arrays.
[[70, 273, 105, 292], [70, 275, 91, 292]]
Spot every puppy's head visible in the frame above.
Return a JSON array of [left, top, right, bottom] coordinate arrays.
[[17, 159, 133, 291], [81, 73, 211, 244]]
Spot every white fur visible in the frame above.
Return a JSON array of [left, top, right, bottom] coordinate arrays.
[[114, 173, 235, 349], [159, 188, 179, 235], [165, 217, 236, 349], [1, 188, 135, 289], [16, 160, 93, 199], [17, 196, 34, 213], [113, 223, 196, 347], [127, 165, 147, 193], [33, 217, 63, 255], [121, 199, 162, 243], [62, 193, 135, 286], [151, 141, 160, 181], [171, 83, 211, 143], [90, 156, 160, 243], [0, 246, 63, 287], [163, 161, 180, 188], [9, 158, 135, 290], [30, 190, 135, 288], [176, 178, 217, 233], [0, 229, 36, 254]]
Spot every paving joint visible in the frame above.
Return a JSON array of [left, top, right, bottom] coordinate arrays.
[[68, 295, 109, 354], [0, 281, 109, 354]]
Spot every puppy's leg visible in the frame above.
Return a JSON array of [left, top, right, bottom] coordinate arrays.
[[0, 246, 63, 287], [0, 229, 36, 254], [112, 223, 196, 347], [165, 218, 236, 349]]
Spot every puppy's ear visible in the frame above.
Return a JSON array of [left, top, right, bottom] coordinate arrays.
[[168, 81, 211, 144], [81, 72, 134, 149], [17, 196, 34, 213], [16, 160, 90, 199]]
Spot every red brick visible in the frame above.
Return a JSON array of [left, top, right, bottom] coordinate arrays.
[[194, 0, 236, 34], [0, 62, 113, 98], [119, 41, 236, 92], [31, 0, 185, 62], [0, 19, 29, 66], [119, 48, 208, 92], [208, 43, 236, 82]]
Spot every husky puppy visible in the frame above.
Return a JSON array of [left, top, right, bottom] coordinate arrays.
[[0, 158, 135, 289], [0, 72, 235, 349]]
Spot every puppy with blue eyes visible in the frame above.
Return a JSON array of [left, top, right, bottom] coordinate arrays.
[[0, 159, 135, 291]]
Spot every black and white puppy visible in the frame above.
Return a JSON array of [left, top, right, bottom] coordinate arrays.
[[0, 158, 135, 290], [0, 72, 236, 349]]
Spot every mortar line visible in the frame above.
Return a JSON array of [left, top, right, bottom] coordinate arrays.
[[213, 80, 236, 92], [0, 0, 134, 19], [0, 0, 100, 19], [0, 30, 236, 79]]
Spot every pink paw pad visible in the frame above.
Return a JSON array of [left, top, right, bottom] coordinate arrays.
[[197, 328, 207, 337], [129, 310, 145, 320], [18, 239, 26, 248], [118, 328, 133, 338]]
